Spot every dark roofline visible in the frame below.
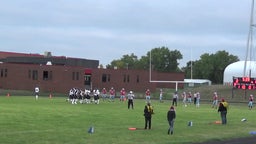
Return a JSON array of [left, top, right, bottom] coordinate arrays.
[[0, 51, 43, 59], [0, 51, 99, 68], [0, 51, 97, 61]]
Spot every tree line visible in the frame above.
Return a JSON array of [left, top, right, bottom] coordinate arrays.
[[104, 46, 239, 84]]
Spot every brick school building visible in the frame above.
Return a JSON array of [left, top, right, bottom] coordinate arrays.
[[0, 51, 184, 93]]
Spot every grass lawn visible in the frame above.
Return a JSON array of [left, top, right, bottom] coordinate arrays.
[[1, 95, 256, 144]]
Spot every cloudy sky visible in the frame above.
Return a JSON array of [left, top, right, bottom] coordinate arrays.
[[0, 0, 253, 67]]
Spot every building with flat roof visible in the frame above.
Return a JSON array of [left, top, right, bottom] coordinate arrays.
[[0, 51, 184, 94]]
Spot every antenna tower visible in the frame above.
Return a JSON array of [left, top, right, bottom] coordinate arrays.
[[244, 0, 256, 77]]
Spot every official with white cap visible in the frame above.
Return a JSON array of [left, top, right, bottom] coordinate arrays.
[[127, 91, 135, 109]]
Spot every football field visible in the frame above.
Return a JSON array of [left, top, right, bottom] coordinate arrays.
[[1, 96, 255, 144]]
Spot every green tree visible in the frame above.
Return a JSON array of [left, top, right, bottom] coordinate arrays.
[[148, 47, 183, 72], [211, 51, 239, 83], [108, 47, 183, 72], [183, 50, 239, 84], [107, 53, 138, 69], [134, 55, 148, 70]]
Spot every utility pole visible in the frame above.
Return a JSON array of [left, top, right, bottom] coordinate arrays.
[[190, 47, 193, 79], [244, 0, 255, 77]]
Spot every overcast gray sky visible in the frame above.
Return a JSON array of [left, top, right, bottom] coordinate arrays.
[[0, 0, 253, 67]]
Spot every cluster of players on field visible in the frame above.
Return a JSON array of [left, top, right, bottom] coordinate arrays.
[[67, 87, 255, 110], [67, 88, 100, 104], [67, 87, 136, 105]]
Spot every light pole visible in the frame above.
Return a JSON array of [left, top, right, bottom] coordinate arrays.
[[190, 47, 193, 79], [244, 0, 255, 77]]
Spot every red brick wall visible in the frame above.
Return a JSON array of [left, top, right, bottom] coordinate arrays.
[[0, 63, 184, 94], [0, 63, 85, 93], [91, 68, 184, 93]]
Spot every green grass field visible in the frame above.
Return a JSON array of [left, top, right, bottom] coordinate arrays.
[[1, 96, 256, 144]]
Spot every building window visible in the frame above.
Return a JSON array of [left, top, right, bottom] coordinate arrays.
[[72, 72, 75, 80], [0, 69, 7, 77], [102, 74, 107, 82], [28, 70, 31, 78], [32, 70, 38, 80], [122, 74, 130, 83], [84, 75, 91, 85], [123, 74, 126, 82], [108, 74, 111, 82], [85, 75, 90, 81], [72, 72, 79, 80], [43, 71, 52, 80], [76, 72, 79, 80], [4, 69, 7, 77], [0, 69, 3, 77], [102, 74, 111, 82], [127, 75, 130, 83], [136, 75, 139, 83], [43, 71, 48, 80]]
